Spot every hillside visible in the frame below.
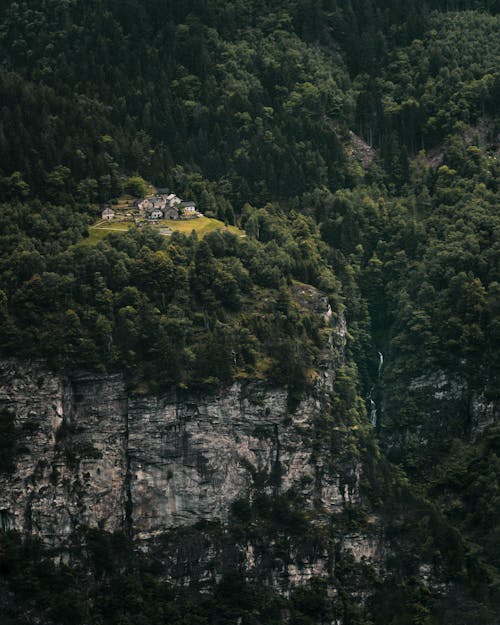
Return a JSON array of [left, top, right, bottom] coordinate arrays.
[[0, 1, 499, 624]]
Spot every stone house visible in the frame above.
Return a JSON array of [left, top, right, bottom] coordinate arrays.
[[138, 199, 153, 213], [181, 201, 197, 213], [164, 206, 180, 219], [167, 193, 182, 208], [146, 208, 164, 220], [101, 207, 115, 221]]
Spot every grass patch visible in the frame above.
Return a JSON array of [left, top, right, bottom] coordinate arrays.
[[93, 221, 132, 231], [75, 221, 133, 246], [164, 216, 244, 237], [76, 217, 244, 247]]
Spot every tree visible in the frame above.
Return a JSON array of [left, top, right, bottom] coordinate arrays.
[[124, 176, 149, 197]]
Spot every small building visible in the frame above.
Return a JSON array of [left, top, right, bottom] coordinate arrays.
[[164, 206, 179, 220], [167, 193, 182, 207], [180, 200, 201, 219], [181, 201, 197, 213], [146, 208, 164, 220], [152, 198, 166, 210], [138, 199, 153, 213], [102, 207, 115, 221]]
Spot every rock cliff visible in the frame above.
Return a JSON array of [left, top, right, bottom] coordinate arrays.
[[0, 370, 358, 538], [0, 364, 128, 542], [0, 298, 358, 509], [1, 364, 344, 543], [0, 302, 387, 593], [0, 289, 390, 594]]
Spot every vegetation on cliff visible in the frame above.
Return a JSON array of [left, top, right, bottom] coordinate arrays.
[[0, 0, 498, 623]]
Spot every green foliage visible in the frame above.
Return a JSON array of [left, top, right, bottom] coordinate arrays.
[[0, 207, 338, 394], [0, 1, 498, 624], [355, 11, 499, 183], [0, 0, 360, 210], [0, 525, 371, 625], [124, 176, 148, 198]]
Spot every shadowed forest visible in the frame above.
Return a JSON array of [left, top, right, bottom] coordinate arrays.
[[0, 1, 498, 623]]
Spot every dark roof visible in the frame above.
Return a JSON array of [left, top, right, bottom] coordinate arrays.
[[181, 201, 196, 208]]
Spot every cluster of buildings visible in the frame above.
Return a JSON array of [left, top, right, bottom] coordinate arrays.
[[101, 189, 201, 223], [137, 193, 200, 221]]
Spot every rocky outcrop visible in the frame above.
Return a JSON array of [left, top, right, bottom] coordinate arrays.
[[349, 131, 375, 170], [0, 361, 362, 542], [0, 290, 391, 595], [0, 296, 390, 597], [0, 297, 357, 541], [128, 384, 348, 539], [0, 363, 128, 544]]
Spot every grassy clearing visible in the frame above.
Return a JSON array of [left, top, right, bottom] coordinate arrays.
[[93, 221, 132, 231], [76, 221, 133, 246], [76, 217, 244, 247], [164, 216, 244, 237]]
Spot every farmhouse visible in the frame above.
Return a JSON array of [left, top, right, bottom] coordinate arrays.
[[146, 207, 164, 220], [152, 197, 165, 209], [167, 193, 182, 207], [138, 199, 152, 213], [101, 207, 115, 221], [181, 201, 197, 212], [135, 190, 202, 222], [164, 206, 180, 219]]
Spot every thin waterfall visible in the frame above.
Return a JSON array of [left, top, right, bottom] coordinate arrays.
[[368, 351, 384, 427], [369, 396, 377, 426]]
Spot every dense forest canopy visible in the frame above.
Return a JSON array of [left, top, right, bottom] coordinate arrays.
[[0, 0, 499, 623], [0, 0, 497, 206]]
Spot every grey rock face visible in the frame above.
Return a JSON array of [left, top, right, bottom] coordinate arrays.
[[0, 364, 352, 542], [0, 362, 128, 544], [409, 371, 499, 437], [127, 384, 353, 539], [0, 303, 388, 593], [0, 302, 351, 544]]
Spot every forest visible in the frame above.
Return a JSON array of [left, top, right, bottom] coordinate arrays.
[[0, 0, 498, 623]]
